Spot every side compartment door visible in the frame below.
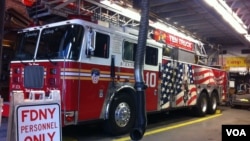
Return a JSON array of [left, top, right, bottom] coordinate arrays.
[[162, 59, 180, 108], [161, 48, 187, 109], [144, 46, 159, 111]]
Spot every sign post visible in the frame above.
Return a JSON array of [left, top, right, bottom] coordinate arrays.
[[7, 90, 61, 141]]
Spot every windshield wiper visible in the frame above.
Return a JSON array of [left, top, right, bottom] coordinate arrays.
[[47, 53, 57, 65]]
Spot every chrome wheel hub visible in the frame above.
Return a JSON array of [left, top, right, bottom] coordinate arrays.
[[115, 102, 131, 127]]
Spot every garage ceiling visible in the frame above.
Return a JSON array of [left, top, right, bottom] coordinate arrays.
[[147, 0, 250, 48], [18, 0, 250, 48]]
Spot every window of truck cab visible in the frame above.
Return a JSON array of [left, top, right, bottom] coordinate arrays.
[[123, 41, 137, 61], [14, 30, 39, 60], [85, 29, 110, 58], [122, 40, 158, 66], [145, 46, 158, 66], [36, 24, 84, 60]]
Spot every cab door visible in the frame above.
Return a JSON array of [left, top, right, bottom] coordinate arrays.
[[144, 46, 160, 112]]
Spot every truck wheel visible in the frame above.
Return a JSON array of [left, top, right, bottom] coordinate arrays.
[[207, 93, 217, 114], [104, 93, 135, 135], [194, 93, 208, 117]]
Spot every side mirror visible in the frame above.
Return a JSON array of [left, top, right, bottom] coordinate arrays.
[[86, 27, 95, 58]]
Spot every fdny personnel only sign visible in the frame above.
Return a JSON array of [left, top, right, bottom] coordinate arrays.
[[16, 103, 61, 141]]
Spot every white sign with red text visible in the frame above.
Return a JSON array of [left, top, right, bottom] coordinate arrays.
[[16, 103, 61, 141]]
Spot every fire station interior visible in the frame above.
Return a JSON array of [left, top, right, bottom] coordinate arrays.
[[1, 0, 250, 140], [1, 0, 250, 102]]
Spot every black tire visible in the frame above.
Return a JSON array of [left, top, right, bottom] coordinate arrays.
[[194, 93, 208, 117], [104, 93, 136, 135], [207, 93, 217, 114]]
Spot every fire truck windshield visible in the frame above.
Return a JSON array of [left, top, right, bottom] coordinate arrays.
[[36, 24, 84, 60], [14, 30, 39, 60]]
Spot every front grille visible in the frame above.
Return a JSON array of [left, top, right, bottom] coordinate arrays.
[[24, 66, 44, 88]]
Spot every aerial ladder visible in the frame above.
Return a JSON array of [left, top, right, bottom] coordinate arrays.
[[23, 0, 211, 65], [25, 0, 140, 27]]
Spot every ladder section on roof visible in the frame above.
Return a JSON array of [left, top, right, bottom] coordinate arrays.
[[205, 45, 221, 66], [26, 0, 210, 64], [194, 43, 208, 65], [26, 0, 140, 26], [27, 0, 95, 22]]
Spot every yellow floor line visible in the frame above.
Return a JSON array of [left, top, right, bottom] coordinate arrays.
[[113, 112, 222, 141]]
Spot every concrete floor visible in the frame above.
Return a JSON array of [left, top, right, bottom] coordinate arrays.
[[1, 106, 250, 141], [111, 106, 250, 141]]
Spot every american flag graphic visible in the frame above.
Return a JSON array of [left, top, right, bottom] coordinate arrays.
[[161, 60, 195, 107], [213, 69, 227, 100], [193, 67, 217, 85], [160, 60, 226, 109]]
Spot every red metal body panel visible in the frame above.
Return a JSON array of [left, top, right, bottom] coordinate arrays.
[[143, 70, 159, 111], [7, 59, 160, 120]]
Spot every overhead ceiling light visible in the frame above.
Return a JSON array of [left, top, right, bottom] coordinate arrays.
[[245, 35, 250, 42], [204, 0, 247, 34], [100, 0, 201, 44]]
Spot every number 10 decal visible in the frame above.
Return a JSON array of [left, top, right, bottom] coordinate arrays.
[[145, 72, 157, 88]]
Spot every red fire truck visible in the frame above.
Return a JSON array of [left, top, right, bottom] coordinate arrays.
[[3, 17, 228, 135]]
